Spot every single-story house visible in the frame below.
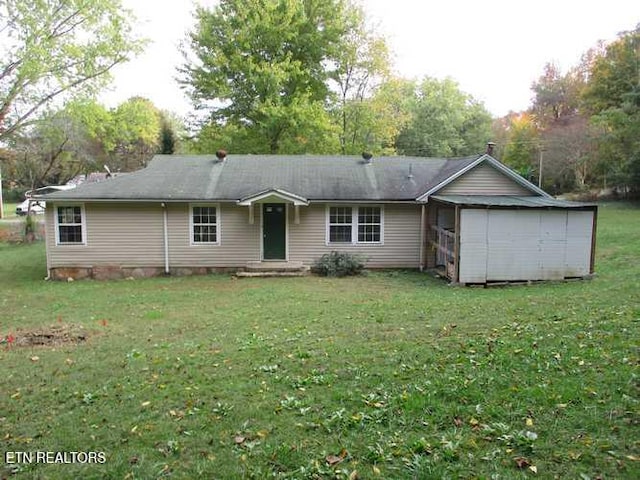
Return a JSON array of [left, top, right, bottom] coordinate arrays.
[[40, 151, 597, 283]]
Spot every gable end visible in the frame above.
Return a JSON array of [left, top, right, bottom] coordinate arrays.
[[438, 163, 533, 196]]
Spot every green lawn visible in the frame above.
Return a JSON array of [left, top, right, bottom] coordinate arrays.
[[1, 203, 639, 479], [2, 202, 17, 219]]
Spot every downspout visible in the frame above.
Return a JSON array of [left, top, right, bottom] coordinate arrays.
[[453, 205, 461, 284], [419, 204, 426, 271], [162, 203, 169, 274]]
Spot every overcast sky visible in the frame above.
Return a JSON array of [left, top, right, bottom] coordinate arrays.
[[100, 0, 640, 118]]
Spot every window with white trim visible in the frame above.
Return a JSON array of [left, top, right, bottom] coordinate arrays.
[[56, 206, 85, 244], [191, 205, 218, 244], [329, 206, 353, 243], [358, 206, 381, 243], [327, 206, 383, 244]]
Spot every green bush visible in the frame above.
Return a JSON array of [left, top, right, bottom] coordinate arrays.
[[312, 251, 366, 277]]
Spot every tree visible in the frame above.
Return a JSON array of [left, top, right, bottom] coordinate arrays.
[[501, 112, 539, 179], [337, 78, 413, 155], [159, 111, 185, 155], [181, 0, 352, 154], [582, 26, 640, 192], [327, 3, 392, 154], [540, 116, 598, 192], [109, 97, 162, 169], [531, 62, 584, 126], [0, 0, 143, 142], [9, 99, 111, 188], [395, 77, 492, 157]]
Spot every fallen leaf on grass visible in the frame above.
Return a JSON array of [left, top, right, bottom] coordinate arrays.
[[514, 457, 531, 468], [529, 465, 538, 473], [326, 448, 348, 466], [141, 401, 151, 407], [30, 356, 39, 362], [626, 455, 640, 461], [526, 417, 534, 426], [326, 455, 343, 466], [234, 435, 246, 445]]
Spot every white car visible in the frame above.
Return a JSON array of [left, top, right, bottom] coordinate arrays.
[[16, 199, 45, 215], [15, 185, 75, 216]]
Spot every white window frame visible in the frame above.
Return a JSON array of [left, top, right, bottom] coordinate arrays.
[[190, 203, 221, 246], [54, 204, 87, 246], [325, 205, 384, 246]]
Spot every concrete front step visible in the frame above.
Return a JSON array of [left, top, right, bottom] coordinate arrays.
[[244, 261, 306, 272], [236, 270, 309, 278]]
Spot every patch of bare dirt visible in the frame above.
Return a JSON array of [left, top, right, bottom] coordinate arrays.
[[10, 324, 88, 347]]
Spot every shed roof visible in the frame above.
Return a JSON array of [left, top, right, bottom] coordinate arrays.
[[431, 195, 596, 209]]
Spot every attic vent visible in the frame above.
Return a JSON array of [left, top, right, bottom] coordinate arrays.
[[215, 149, 227, 161], [362, 152, 373, 164]]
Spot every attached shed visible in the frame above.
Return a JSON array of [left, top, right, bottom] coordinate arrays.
[[429, 195, 597, 284]]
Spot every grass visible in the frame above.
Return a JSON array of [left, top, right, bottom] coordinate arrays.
[[2, 202, 17, 219], [1, 202, 639, 479], [0, 203, 18, 222]]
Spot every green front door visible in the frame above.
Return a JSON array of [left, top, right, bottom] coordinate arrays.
[[263, 203, 286, 260]]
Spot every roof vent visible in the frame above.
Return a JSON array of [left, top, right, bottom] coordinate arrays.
[[486, 142, 495, 156], [215, 149, 227, 162], [362, 152, 373, 164], [407, 163, 414, 180]]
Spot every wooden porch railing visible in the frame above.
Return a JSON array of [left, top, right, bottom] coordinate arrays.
[[430, 225, 455, 267]]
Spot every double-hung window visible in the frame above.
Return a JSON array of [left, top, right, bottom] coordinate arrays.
[[328, 206, 353, 243], [191, 205, 219, 244], [357, 207, 381, 243], [327, 206, 383, 244], [56, 205, 85, 245]]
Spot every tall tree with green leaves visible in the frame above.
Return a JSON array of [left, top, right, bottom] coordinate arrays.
[[327, 3, 393, 154], [395, 77, 492, 157], [181, 0, 350, 154], [109, 97, 162, 170], [0, 0, 143, 142], [9, 99, 111, 188], [583, 25, 640, 192], [501, 112, 539, 179]]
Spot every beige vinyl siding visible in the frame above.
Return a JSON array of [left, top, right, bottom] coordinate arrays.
[[439, 163, 533, 195], [46, 202, 164, 268], [167, 203, 260, 266], [289, 204, 421, 268], [47, 202, 420, 270]]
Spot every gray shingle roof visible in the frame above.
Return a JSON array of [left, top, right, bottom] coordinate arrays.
[[42, 154, 485, 202]]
